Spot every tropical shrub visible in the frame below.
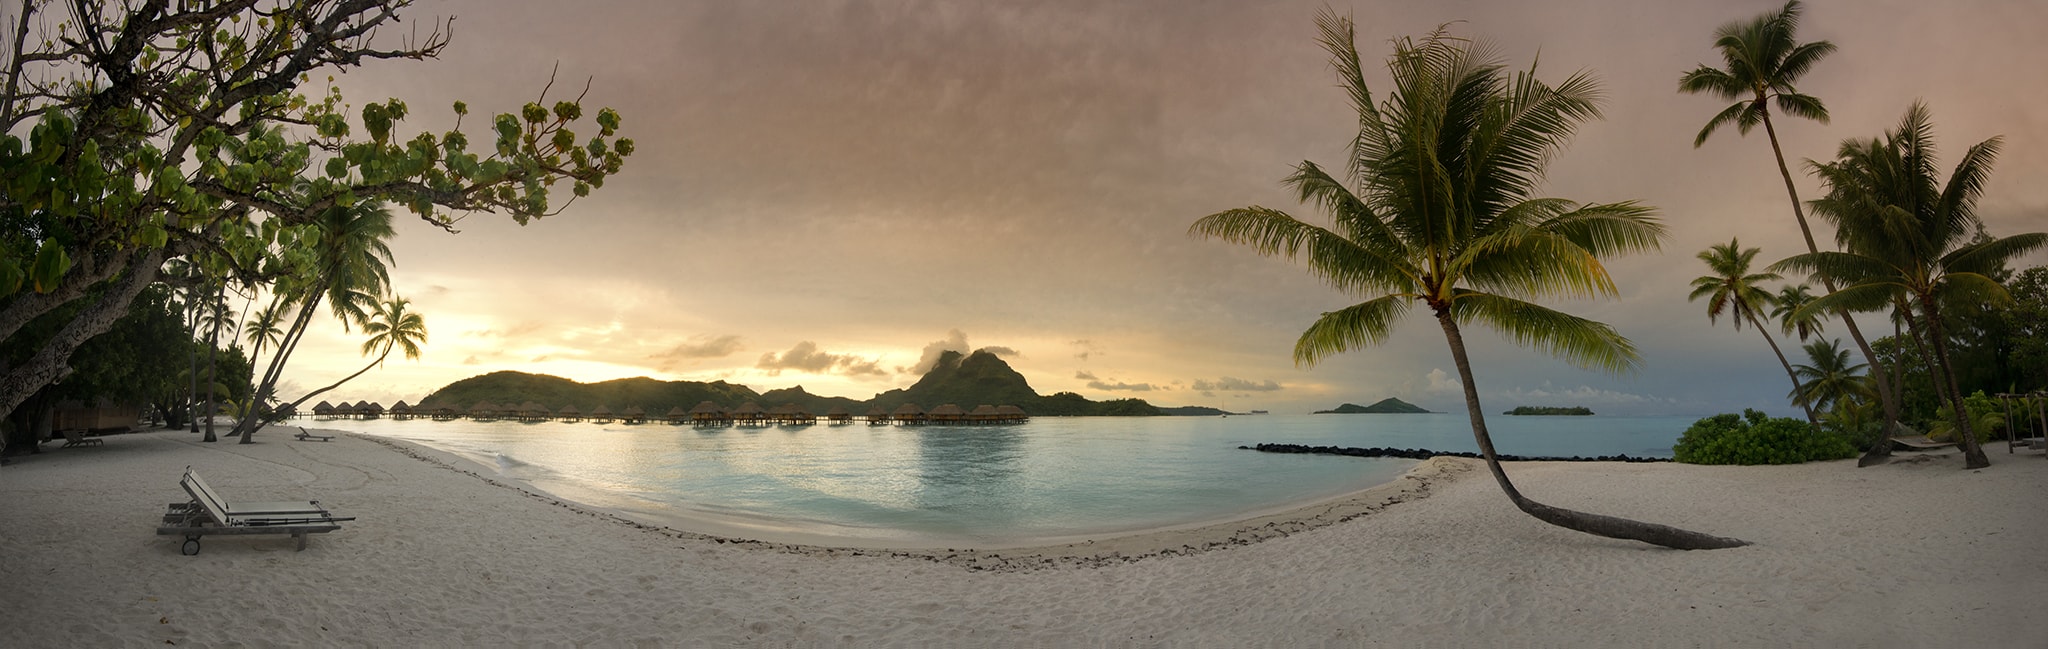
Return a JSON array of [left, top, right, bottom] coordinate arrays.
[[1928, 391, 2006, 443], [1674, 409, 1857, 465]]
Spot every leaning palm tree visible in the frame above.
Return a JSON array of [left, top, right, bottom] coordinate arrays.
[[260, 295, 428, 434], [1680, 1, 1904, 464], [1789, 338, 1871, 413], [1770, 284, 1824, 342], [1689, 239, 1816, 424], [1192, 13, 1744, 550], [1778, 102, 2048, 469]]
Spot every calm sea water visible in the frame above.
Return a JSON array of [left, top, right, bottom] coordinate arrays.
[[332, 413, 1694, 547]]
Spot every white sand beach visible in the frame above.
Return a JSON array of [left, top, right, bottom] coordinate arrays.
[[2, 428, 2043, 647]]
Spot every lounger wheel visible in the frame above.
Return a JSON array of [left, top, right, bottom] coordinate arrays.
[[181, 537, 201, 556]]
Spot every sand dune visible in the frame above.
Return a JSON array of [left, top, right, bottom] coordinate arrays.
[[1, 428, 2041, 647]]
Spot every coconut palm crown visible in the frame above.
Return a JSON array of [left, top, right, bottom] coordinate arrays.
[[1193, 12, 1743, 550]]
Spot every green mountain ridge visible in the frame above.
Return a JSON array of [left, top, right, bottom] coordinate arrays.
[[1314, 398, 1433, 414], [414, 350, 1178, 417]]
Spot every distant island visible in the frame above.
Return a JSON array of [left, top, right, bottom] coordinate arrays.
[[1314, 398, 1431, 414], [406, 349, 1225, 418], [1505, 406, 1595, 416]]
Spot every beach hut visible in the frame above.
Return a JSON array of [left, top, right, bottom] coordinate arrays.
[[389, 401, 413, 420], [775, 404, 815, 425], [520, 401, 551, 422], [928, 404, 966, 425], [361, 401, 385, 420], [826, 405, 852, 425], [890, 403, 927, 425], [968, 404, 999, 424], [996, 405, 1029, 423], [621, 406, 647, 424], [732, 402, 766, 426], [556, 404, 582, 423], [664, 406, 689, 425], [689, 401, 727, 425], [312, 401, 336, 420], [864, 405, 890, 425], [588, 405, 615, 424], [429, 403, 463, 421], [469, 401, 499, 421]]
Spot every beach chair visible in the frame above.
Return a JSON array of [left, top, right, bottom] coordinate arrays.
[[156, 467, 354, 555], [294, 428, 334, 442], [59, 430, 102, 447]]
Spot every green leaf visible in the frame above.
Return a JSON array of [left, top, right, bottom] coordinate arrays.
[[29, 243, 71, 293]]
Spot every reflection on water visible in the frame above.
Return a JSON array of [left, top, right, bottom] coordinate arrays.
[[337, 414, 1692, 545]]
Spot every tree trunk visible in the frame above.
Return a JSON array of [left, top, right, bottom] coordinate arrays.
[[1748, 311, 1817, 424], [248, 347, 390, 439], [1433, 308, 1749, 550], [1918, 296, 1988, 468], [202, 282, 221, 443], [1761, 111, 1904, 465], [0, 246, 171, 419], [185, 289, 200, 434], [236, 287, 329, 443]]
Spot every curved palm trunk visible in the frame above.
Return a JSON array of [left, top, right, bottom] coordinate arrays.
[[1746, 311, 1818, 424], [202, 285, 221, 443], [1760, 111, 1905, 464], [248, 346, 391, 439], [1917, 296, 1989, 468], [1435, 310, 1749, 550], [185, 294, 200, 434]]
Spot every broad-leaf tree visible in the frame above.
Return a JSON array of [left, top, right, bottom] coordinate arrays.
[[1192, 12, 1746, 550], [1689, 239, 1816, 424], [0, 1, 633, 425], [1779, 102, 2048, 469]]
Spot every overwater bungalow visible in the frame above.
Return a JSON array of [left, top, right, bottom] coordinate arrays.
[[664, 406, 689, 425], [928, 404, 966, 425], [732, 402, 766, 426], [826, 406, 852, 425], [556, 404, 583, 423], [469, 401, 499, 421], [589, 405, 615, 424], [621, 406, 648, 424], [360, 401, 385, 420], [891, 403, 927, 425], [516, 401, 551, 422], [967, 404, 999, 424], [864, 405, 890, 425], [768, 404, 815, 425], [996, 405, 1029, 423], [689, 401, 728, 425], [389, 401, 413, 420], [312, 401, 337, 420]]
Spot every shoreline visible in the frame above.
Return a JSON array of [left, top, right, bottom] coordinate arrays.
[[355, 429, 1469, 570]]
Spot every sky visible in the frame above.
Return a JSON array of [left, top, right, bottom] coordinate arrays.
[[276, 0, 2048, 417]]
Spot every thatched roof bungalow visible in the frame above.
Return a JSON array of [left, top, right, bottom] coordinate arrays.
[[967, 404, 999, 423], [665, 406, 689, 425], [312, 401, 337, 419], [588, 404, 615, 423], [826, 405, 852, 424], [891, 403, 927, 424], [556, 404, 582, 422], [928, 403, 966, 424], [389, 400, 414, 420], [732, 402, 766, 425], [621, 405, 648, 424], [864, 405, 890, 425], [689, 401, 728, 424], [469, 401, 500, 421], [996, 405, 1029, 423]]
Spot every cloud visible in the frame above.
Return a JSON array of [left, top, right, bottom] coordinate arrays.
[[462, 355, 481, 365], [530, 354, 551, 362], [1070, 339, 1102, 361], [650, 334, 744, 360], [904, 329, 972, 375], [1075, 370, 1099, 380], [465, 321, 545, 339], [1087, 380, 1157, 392], [1426, 368, 1455, 392], [979, 345, 1021, 358], [757, 341, 888, 377], [1190, 377, 1283, 392]]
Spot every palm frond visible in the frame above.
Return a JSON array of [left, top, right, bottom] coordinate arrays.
[[1449, 291, 1641, 374], [1292, 295, 1412, 367]]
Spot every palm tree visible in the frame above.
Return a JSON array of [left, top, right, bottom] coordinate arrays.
[[1688, 239, 1816, 424], [243, 303, 286, 360], [1192, 13, 1744, 550], [275, 296, 428, 413], [1770, 284, 1824, 342], [1679, 0, 1835, 252], [1789, 338, 1870, 413], [237, 199, 396, 443], [1680, 1, 1906, 465], [1779, 102, 2048, 468]]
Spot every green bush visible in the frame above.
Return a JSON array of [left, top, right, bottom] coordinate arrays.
[[1673, 409, 1858, 465]]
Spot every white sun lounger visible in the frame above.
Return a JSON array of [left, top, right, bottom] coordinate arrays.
[[156, 467, 354, 555]]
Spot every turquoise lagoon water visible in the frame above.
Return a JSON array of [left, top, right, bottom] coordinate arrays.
[[335, 414, 1694, 547]]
